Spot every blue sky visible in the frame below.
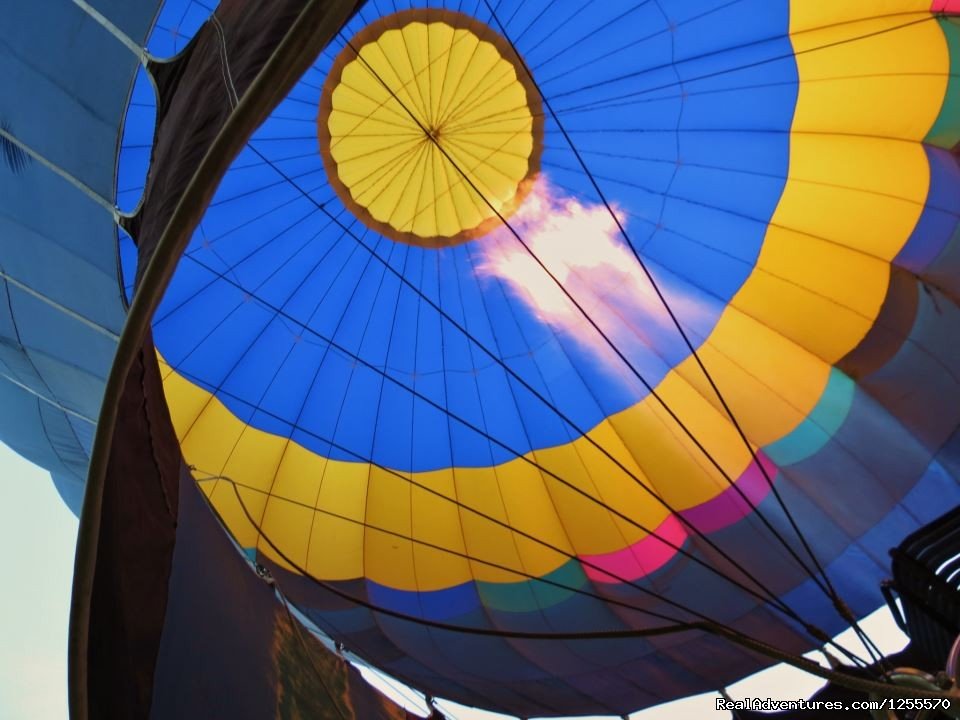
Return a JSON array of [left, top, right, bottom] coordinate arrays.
[[0, 440, 910, 720], [0, 442, 77, 720]]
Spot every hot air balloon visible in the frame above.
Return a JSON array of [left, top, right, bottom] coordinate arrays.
[[5, 0, 960, 718]]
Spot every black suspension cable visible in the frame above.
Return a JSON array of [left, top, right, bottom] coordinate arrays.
[[492, 0, 902, 669], [194, 473, 954, 705], [178, 234, 821, 636], [202, 472, 689, 627], [171, 350, 870, 670], [152, 0, 929, 668], [236, 136, 888, 662], [336, 2, 930, 667], [339, 30, 837, 604], [481, 0, 915, 643]]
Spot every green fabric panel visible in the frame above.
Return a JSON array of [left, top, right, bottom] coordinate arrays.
[[477, 558, 587, 613], [926, 18, 960, 149]]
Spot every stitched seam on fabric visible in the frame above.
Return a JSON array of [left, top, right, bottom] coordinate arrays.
[[213, 14, 240, 108], [35, 397, 85, 479]]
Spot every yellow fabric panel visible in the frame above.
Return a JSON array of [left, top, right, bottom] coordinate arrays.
[[204, 480, 267, 550], [789, 13, 946, 158], [400, 23, 432, 120], [157, 356, 213, 443], [411, 468, 471, 590], [719, 7, 944, 371], [445, 70, 526, 131], [411, 146, 439, 236], [530, 429, 692, 556], [446, 163, 486, 229], [456, 468, 530, 585], [438, 35, 502, 126], [674, 307, 830, 448], [789, 2, 934, 37], [326, 108, 414, 147], [259, 496, 313, 573], [485, 461, 577, 578], [270, 441, 328, 508], [314, 460, 369, 523], [575, 421, 666, 542], [364, 526, 417, 590], [449, 134, 531, 208], [307, 511, 365, 580], [534, 444, 635, 557], [767, 202, 910, 304], [221, 430, 289, 495], [304, 464, 369, 579], [449, 51, 512, 114], [788, 134, 930, 207], [782, 136, 931, 260], [456, 463, 565, 585], [429, 146, 458, 237], [364, 465, 416, 589], [388, 146, 430, 232], [759, 232, 886, 320], [430, 29, 479, 122], [426, 23, 451, 121], [732, 230, 885, 363], [359, 33, 427, 121], [324, 85, 404, 145], [180, 400, 246, 475], [349, 141, 425, 208], [607, 377, 754, 512]]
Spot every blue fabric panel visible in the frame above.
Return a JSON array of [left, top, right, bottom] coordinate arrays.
[[1, 1, 137, 198], [37, 401, 90, 482], [367, 579, 481, 622], [117, 68, 157, 213], [782, 456, 960, 640], [148, 0, 216, 58], [86, 0, 163, 43], [51, 473, 86, 513], [0, 380, 87, 512], [0, 0, 165, 512], [896, 146, 960, 275], [857, 281, 960, 451]]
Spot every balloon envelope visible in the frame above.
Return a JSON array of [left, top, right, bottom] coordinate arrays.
[[127, 0, 960, 715]]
